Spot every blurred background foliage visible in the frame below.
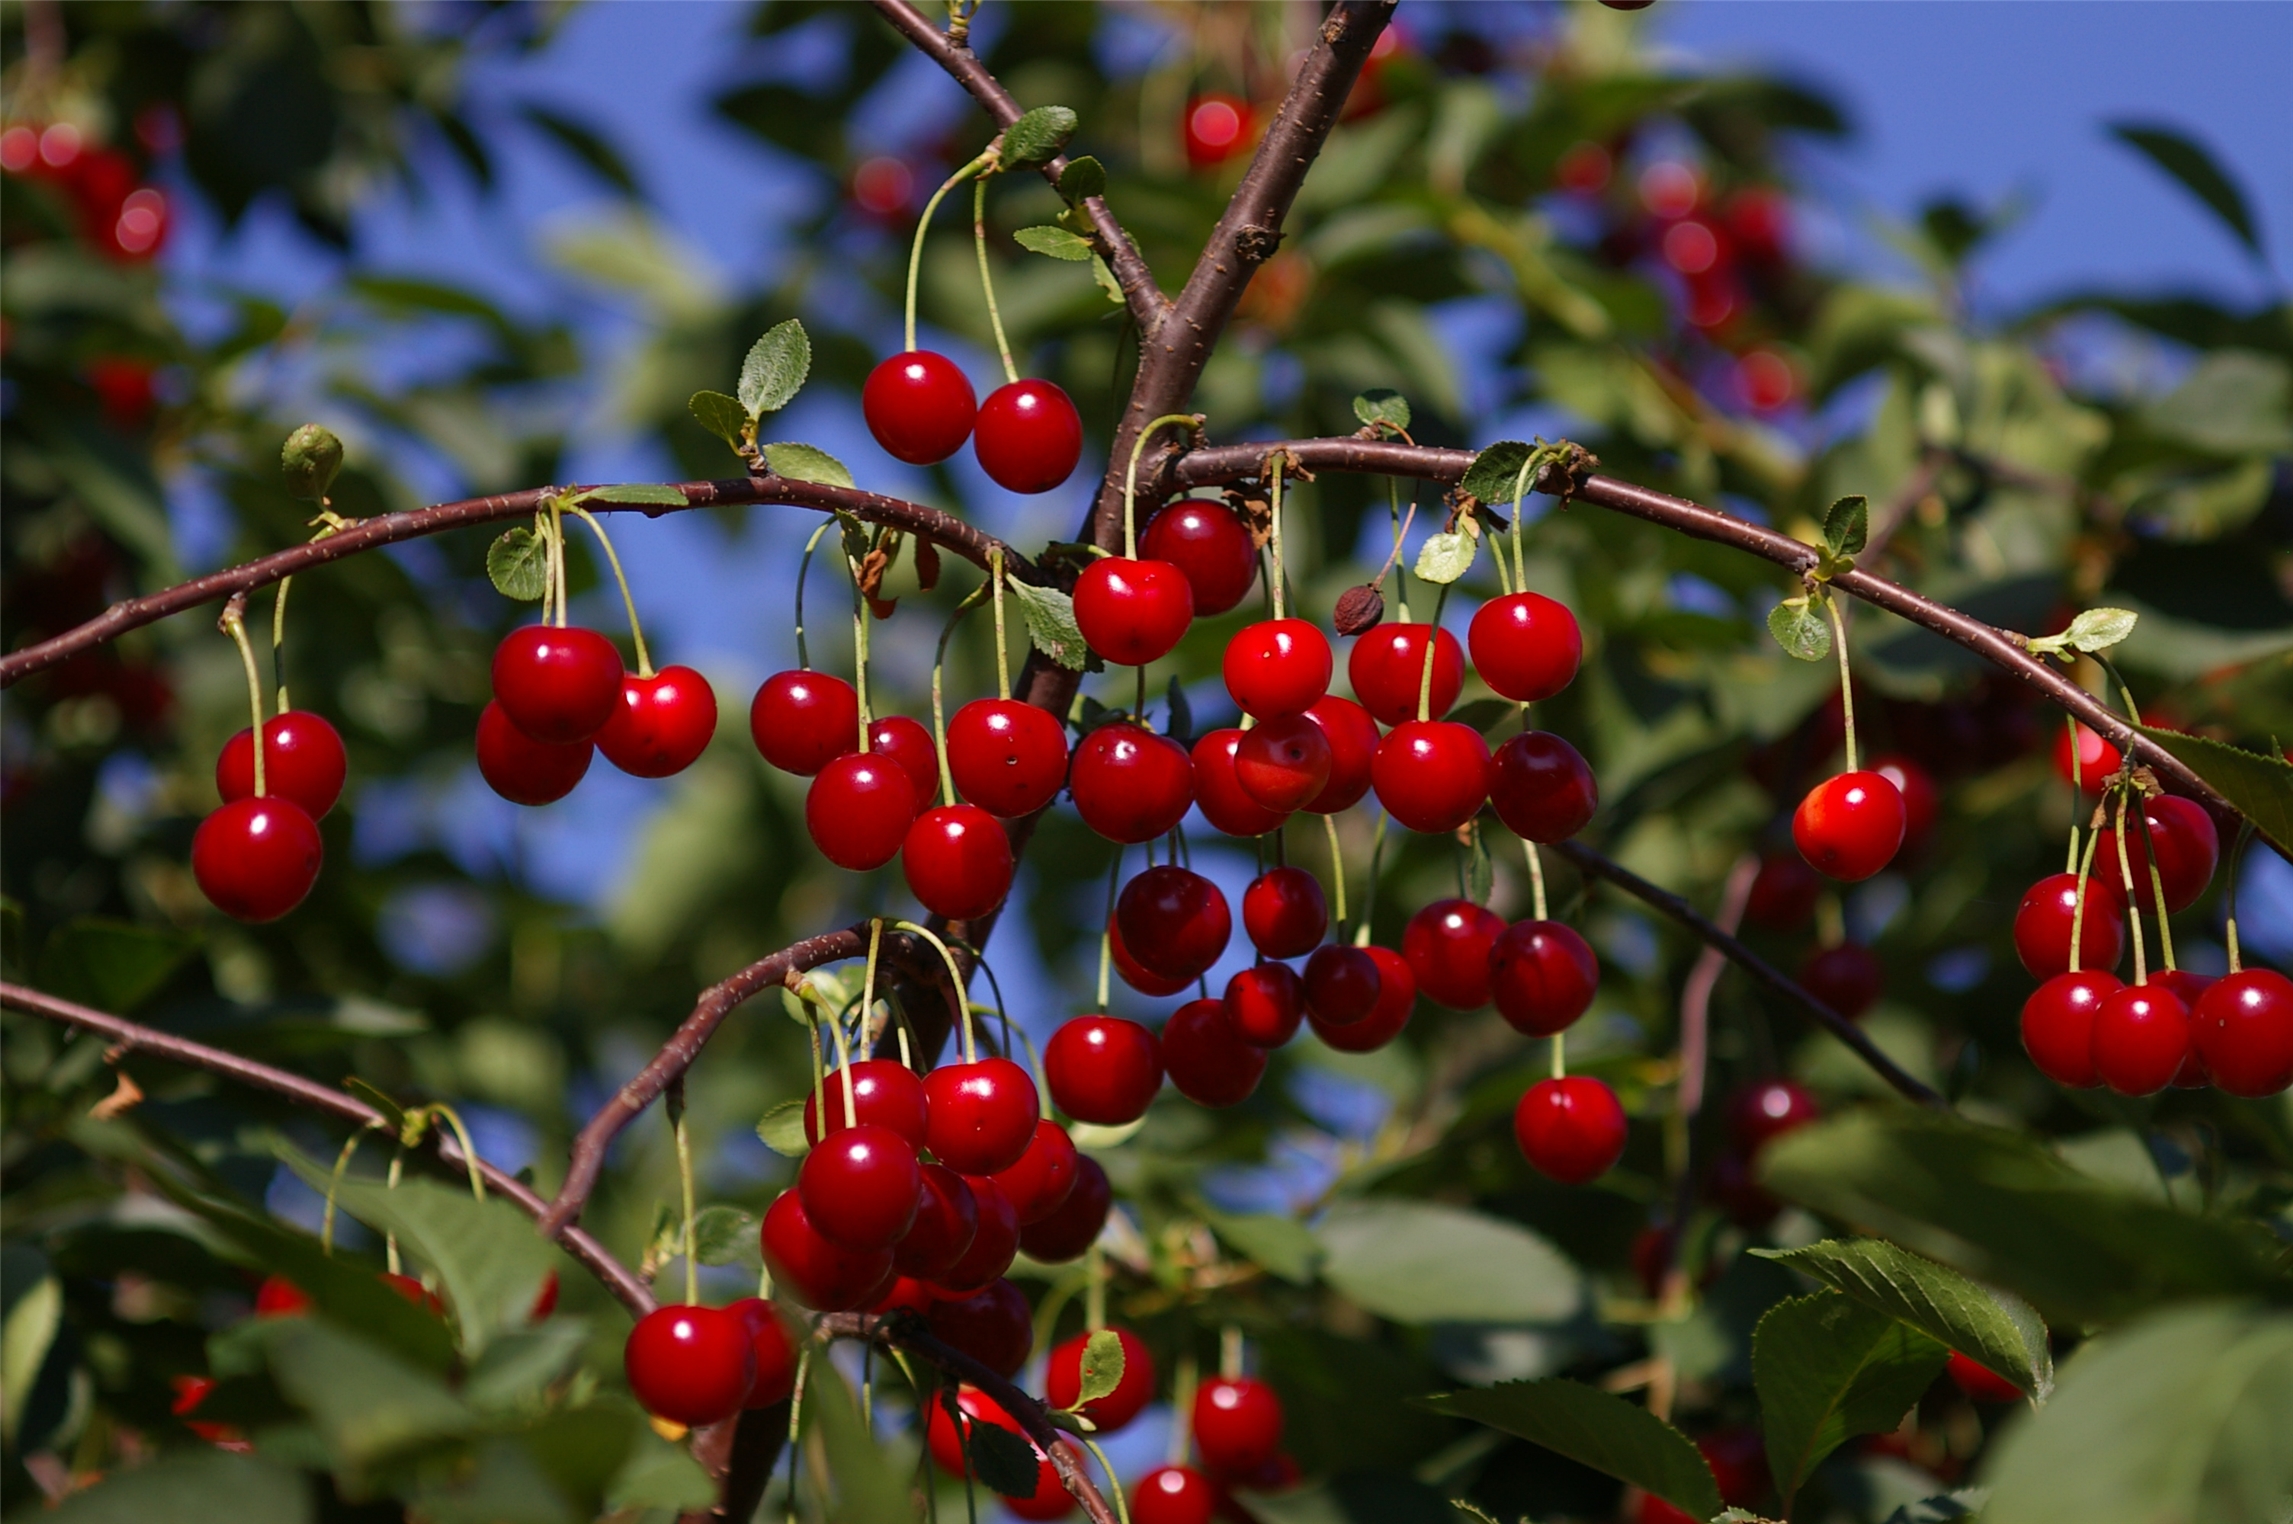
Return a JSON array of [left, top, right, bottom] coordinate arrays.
[[3, 3, 2289, 1522]]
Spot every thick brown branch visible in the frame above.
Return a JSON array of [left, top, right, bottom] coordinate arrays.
[[0, 981, 654, 1314]]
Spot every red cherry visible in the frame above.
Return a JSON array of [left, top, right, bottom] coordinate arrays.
[[993, 1119, 1081, 1225], [1302, 943, 1380, 1027], [796, 1123, 921, 1253], [2013, 872, 2126, 978], [1183, 92, 1253, 169], [476, 700, 593, 804], [594, 667, 718, 778], [1347, 622, 1463, 726], [1193, 1376, 1283, 1475], [894, 1164, 979, 1281], [216, 711, 347, 820], [192, 796, 322, 923], [1372, 720, 1491, 833], [1191, 728, 1292, 836], [1071, 723, 1194, 843], [1729, 1079, 1819, 1156], [2092, 983, 2191, 1096], [923, 1058, 1040, 1174], [1403, 899, 1506, 1009], [1047, 1326, 1157, 1433], [377, 1268, 443, 1314], [948, 698, 1069, 817], [902, 804, 1015, 920], [974, 378, 1082, 493], [1115, 866, 1232, 981], [1744, 852, 1823, 930], [1947, 1350, 2026, 1405], [1242, 867, 1328, 958], [1223, 619, 1332, 719], [1310, 945, 1414, 1051], [1489, 731, 1597, 843], [925, 1277, 1034, 1378], [1514, 1075, 1627, 1183], [937, 1176, 1022, 1292], [624, 1304, 753, 1427], [1161, 997, 1268, 1106], [1798, 942, 1883, 1020], [1791, 771, 1905, 882], [1698, 1428, 1771, 1508], [2093, 795, 2220, 913], [866, 715, 941, 805], [1299, 696, 1379, 813], [1110, 913, 1192, 996], [1867, 752, 1939, 850], [1075, 557, 1196, 666], [729, 1298, 800, 1408], [2051, 722, 2122, 795], [1046, 1016, 1164, 1125], [749, 670, 859, 777], [1134, 1466, 1219, 1524], [804, 1059, 930, 1148], [491, 625, 623, 744], [1142, 499, 1258, 615], [254, 1276, 312, 1316], [869, 1275, 938, 1317], [1234, 714, 1333, 812], [760, 1190, 894, 1311], [863, 351, 977, 465], [2192, 969, 2293, 1098], [1225, 962, 1306, 1048], [2020, 971, 2122, 1088], [1019, 1155, 1111, 1263], [1487, 920, 1599, 1036], [926, 1387, 1081, 1516], [1469, 592, 1582, 702], [806, 750, 919, 869]]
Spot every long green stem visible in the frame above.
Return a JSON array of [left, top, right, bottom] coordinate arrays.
[[2141, 810, 2178, 974], [1526, 839, 1548, 922], [1826, 591, 1857, 773], [1415, 583, 1450, 722], [794, 521, 833, 670], [2111, 792, 2148, 986], [270, 578, 293, 714], [1387, 478, 1411, 623], [896, 921, 978, 1063], [973, 175, 1018, 385], [932, 588, 986, 809], [842, 923, 880, 1130], [849, 552, 873, 751], [1268, 456, 1288, 620], [905, 151, 993, 355], [222, 603, 267, 797], [1123, 413, 1201, 559], [1098, 850, 1121, 1011], [671, 1083, 697, 1305], [1356, 810, 1390, 947], [990, 549, 1011, 700], [549, 501, 569, 629], [2063, 714, 2085, 874], [565, 505, 651, 676], [2068, 813, 2107, 975], [1322, 813, 1347, 930]]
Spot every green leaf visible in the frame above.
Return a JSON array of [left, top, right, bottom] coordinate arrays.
[[463, 1319, 590, 1414], [1090, 254, 1124, 306], [2136, 725, 2293, 859], [738, 318, 811, 416], [37, 1450, 310, 1524], [689, 389, 750, 451], [574, 482, 687, 507], [1201, 1206, 1323, 1284], [605, 1424, 717, 1512], [2030, 606, 2139, 657], [756, 1099, 811, 1157], [1980, 1302, 2293, 1524], [1755, 1238, 2052, 1401], [262, 1316, 477, 1466], [1767, 596, 1832, 661], [2107, 122, 2265, 258], [1014, 225, 1094, 261], [487, 527, 551, 601], [1315, 1200, 1579, 1324], [691, 1205, 758, 1267], [1353, 388, 1413, 433], [35, 917, 195, 1014], [1415, 1380, 1722, 1522], [1753, 1291, 1949, 1511], [1413, 531, 1476, 585], [1057, 155, 1106, 203], [761, 441, 853, 489], [1458, 440, 1537, 506], [2139, 350, 2293, 455], [2, 1274, 60, 1447], [516, 102, 642, 198], [1823, 494, 1869, 559], [965, 1416, 1042, 1497], [1072, 1328, 1127, 1408], [1006, 579, 1089, 671], [1001, 105, 1078, 169]]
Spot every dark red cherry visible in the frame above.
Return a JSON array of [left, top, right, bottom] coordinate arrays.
[[863, 350, 977, 465], [1111, 913, 1192, 996], [923, 1058, 1040, 1175], [1791, 770, 1905, 882], [750, 670, 859, 777], [2092, 983, 2191, 1097], [1224, 962, 1306, 1048], [1310, 945, 1412, 1050], [1234, 714, 1332, 813], [1115, 865, 1232, 981], [1191, 728, 1291, 837], [216, 711, 347, 820], [902, 803, 1014, 920], [1071, 723, 1194, 843], [936, 1175, 1021, 1292], [1142, 499, 1258, 615], [868, 715, 941, 806], [2192, 969, 2293, 1098], [2012, 872, 2126, 978], [597, 667, 718, 778], [1372, 720, 1491, 834], [1223, 618, 1332, 719], [1798, 942, 1883, 1020], [192, 796, 323, 923], [948, 697, 1069, 817], [1947, 1350, 2026, 1406], [492, 625, 623, 744], [1046, 1015, 1163, 1125], [974, 378, 1082, 494], [1182, 91, 1254, 169], [760, 1190, 894, 1311], [1161, 997, 1268, 1107], [803, 1059, 930, 1148], [992, 1119, 1080, 1226], [1745, 852, 1823, 930], [869, 1275, 938, 1317], [1867, 752, 1939, 851], [1489, 731, 1597, 843], [1242, 867, 1328, 959], [1488, 920, 1599, 1036], [624, 1304, 754, 1427], [894, 1164, 979, 1281], [797, 1123, 921, 1252], [1403, 899, 1505, 1009], [1193, 1376, 1283, 1475], [1134, 1465, 1219, 1524], [926, 1277, 1033, 1378], [1348, 622, 1463, 726], [2093, 795, 2220, 913], [1299, 696, 1379, 813], [1469, 592, 1582, 702], [729, 1297, 800, 1408], [1018, 1155, 1111, 1263], [1728, 1079, 1819, 1156], [1514, 1075, 1627, 1183], [1047, 1325, 1157, 1434], [1075, 557, 1196, 666], [1302, 943, 1380, 1027], [806, 751, 919, 869], [476, 699, 593, 804], [2051, 722, 2121, 795], [2021, 967, 2112, 1088]]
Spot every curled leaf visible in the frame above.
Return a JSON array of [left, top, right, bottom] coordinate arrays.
[[689, 390, 749, 452], [2029, 606, 2139, 658], [1014, 225, 1094, 261], [1001, 105, 1078, 168], [1353, 388, 1412, 434], [1768, 596, 1832, 661], [575, 483, 687, 507], [1007, 580, 1088, 671], [281, 424, 345, 501], [761, 442, 853, 489], [1414, 531, 1477, 585]]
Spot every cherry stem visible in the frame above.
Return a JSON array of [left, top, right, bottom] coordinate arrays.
[[1268, 455, 1288, 621], [1123, 413, 1201, 561], [849, 548, 874, 752], [549, 501, 569, 629], [972, 175, 1019, 385], [1322, 813, 1348, 931], [2067, 811, 2107, 975], [1511, 468, 1530, 594], [1526, 839, 1548, 923], [424, 1102, 488, 1202], [321, 1127, 370, 1255], [1097, 851, 1119, 1013], [931, 588, 986, 809], [896, 920, 976, 1064], [1219, 1325, 1243, 1382], [2142, 813, 2177, 974], [1356, 810, 1390, 948], [806, 999, 829, 1152], [2062, 715, 2085, 875], [1080, 1439, 1127, 1524], [905, 150, 995, 357], [793, 521, 833, 671], [1084, 1244, 1106, 1332], [270, 578, 292, 715], [1551, 1031, 1566, 1081], [1825, 590, 1857, 773], [564, 505, 652, 677], [2112, 790, 2149, 986], [221, 597, 267, 798], [990, 548, 1011, 700], [385, 1150, 404, 1275], [1167, 1355, 1197, 1467], [844, 922, 879, 1131], [2224, 822, 2252, 974], [668, 1078, 697, 1305], [1415, 583, 1450, 724]]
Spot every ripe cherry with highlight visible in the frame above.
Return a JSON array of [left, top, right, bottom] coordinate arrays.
[[476, 700, 593, 804], [1162, 997, 1268, 1107], [1792, 770, 1905, 882], [1242, 866, 1327, 958], [599, 667, 717, 778], [1347, 622, 1461, 726], [192, 797, 323, 923], [973, 378, 1082, 494], [1070, 723, 1193, 843], [1143, 499, 1257, 615], [947, 697, 1069, 817], [1045, 1015, 1163, 1125], [1469, 591, 1582, 702], [1224, 618, 1332, 719], [863, 351, 976, 465], [750, 670, 859, 777], [217, 711, 347, 820], [492, 625, 622, 744], [1514, 1075, 1627, 1183], [1403, 899, 1505, 1010], [1075, 557, 1195, 666]]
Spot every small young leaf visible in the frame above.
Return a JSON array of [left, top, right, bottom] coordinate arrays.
[[1458, 440, 1538, 505], [1353, 388, 1413, 432], [1013, 224, 1094, 261], [1057, 155, 1106, 204], [1073, 1328, 1127, 1408], [762, 442, 854, 489], [1001, 105, 1078, 169], [1768, 597, 1832, 661], [1007, 580, 1089, 671], [690, 1205, 757, 1267], [1414, 531, 1477, 585], [1823, 495, 1870, 559], [689, 389, 749, 451], [487, 528, 550, 601], [738, 318, 811, 416], [1089, 255, 1124, 305], [2064, 606, 2138, 653], [575, 482, 687, 507], [756, 1099, 811, 1157], [964, 1414, 1042, 1497]]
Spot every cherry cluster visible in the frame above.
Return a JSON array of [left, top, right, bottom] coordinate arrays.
[[1, 119, 172, 262], [864, 352, 1084, 497], [477, 624, 719, 805], [190, 708, 346, 923]]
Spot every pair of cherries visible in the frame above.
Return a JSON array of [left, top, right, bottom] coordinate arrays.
[[2022, 966, 2293, 1099], [623, 1297, 798, 1428], [478, 624, 718, 805], [192, 709, 348, 923], [863, 351, 1083, 495], [2010, 795, 2220, 980], [1396, 898, 1599, 1033]]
